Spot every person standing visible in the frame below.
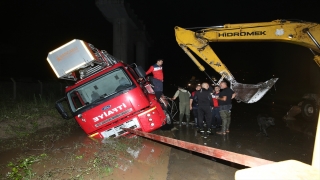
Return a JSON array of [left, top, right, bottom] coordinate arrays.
[[194, 82, 213, 133], [211, 85, 222, 129], [215, 81, 236, 135], [145, 59, 164, 101], [172, 85, 191, 126], [190, 85, 201, 128]]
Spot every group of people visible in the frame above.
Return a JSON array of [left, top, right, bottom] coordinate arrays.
[[144, 59, 236, 135], [189, 84, 222, 130], [188, 82, 235, 134]]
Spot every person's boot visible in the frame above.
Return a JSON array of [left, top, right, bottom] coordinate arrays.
[[179, 115, 183, 126], [186, 115, 190, 127]]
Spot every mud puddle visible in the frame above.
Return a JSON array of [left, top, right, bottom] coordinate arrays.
[[1, 101, 316, 179], [0, 126, 249, 180], [0, 127, 170, 179], [165, 102, 316, 166]]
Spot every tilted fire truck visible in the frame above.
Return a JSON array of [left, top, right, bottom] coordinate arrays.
[[47, 39, 171, 139]]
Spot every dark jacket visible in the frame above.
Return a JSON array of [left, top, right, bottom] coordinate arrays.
[[194, 88, 213, 107]]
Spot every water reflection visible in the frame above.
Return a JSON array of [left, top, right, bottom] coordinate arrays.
[[99, 137, 170, 179], [161, 112, 315, 165]]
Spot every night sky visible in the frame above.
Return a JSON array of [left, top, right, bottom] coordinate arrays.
[[1, 0, 320, 97]]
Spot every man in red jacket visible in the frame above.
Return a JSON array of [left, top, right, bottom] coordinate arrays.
[[146, 59, 164, 100], [211, 85, 222, 129]]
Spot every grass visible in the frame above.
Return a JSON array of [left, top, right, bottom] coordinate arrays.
[[6, 153, 48, 180], [0, 92, 80, 158], [0, 92, 75, 139]]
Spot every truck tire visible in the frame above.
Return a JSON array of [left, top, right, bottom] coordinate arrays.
[[301, 100, 319, 121], [164, 110, 172, 124], [160, 109, 174, 130]]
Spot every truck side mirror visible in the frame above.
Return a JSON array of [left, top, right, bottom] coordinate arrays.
[[134, 66, 146, 78], [55, 97, 72, 120]]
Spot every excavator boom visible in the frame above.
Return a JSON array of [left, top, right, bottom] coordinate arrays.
[[175, 19, 320, 103], [200, 20, 320, 52]]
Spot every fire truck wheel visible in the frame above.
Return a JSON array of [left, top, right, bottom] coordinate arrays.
[[165, 111, 172, 124], [301, 99, 319, 121]]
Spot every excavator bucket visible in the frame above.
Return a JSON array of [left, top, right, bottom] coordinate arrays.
[[231, 78, 278, 103]]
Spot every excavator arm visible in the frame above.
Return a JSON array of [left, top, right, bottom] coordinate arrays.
[[175, 19, 320, 103]]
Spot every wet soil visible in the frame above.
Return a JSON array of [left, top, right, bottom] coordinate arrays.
[[0, 99, 317, 179], [156, 99, 317, 179], [167, 147, 237, 180], [0, 125, 172, 179], [167, 101, 316, 164]]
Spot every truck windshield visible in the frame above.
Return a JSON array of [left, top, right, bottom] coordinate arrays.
[[67, 68, 133, 112]]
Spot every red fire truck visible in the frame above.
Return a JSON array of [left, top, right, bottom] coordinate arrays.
[[47, 39, 171, 139]]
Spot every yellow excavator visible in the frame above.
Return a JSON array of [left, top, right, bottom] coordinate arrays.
[[175, 19, 320, 120]]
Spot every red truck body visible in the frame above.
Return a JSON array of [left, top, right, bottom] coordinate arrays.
[[47, 39, 168, 139]]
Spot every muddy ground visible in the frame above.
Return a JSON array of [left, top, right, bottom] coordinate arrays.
[[0, 99, 318, 179]]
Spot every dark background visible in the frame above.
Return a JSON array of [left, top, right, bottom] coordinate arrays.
[[1, 0, 320, 101]]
